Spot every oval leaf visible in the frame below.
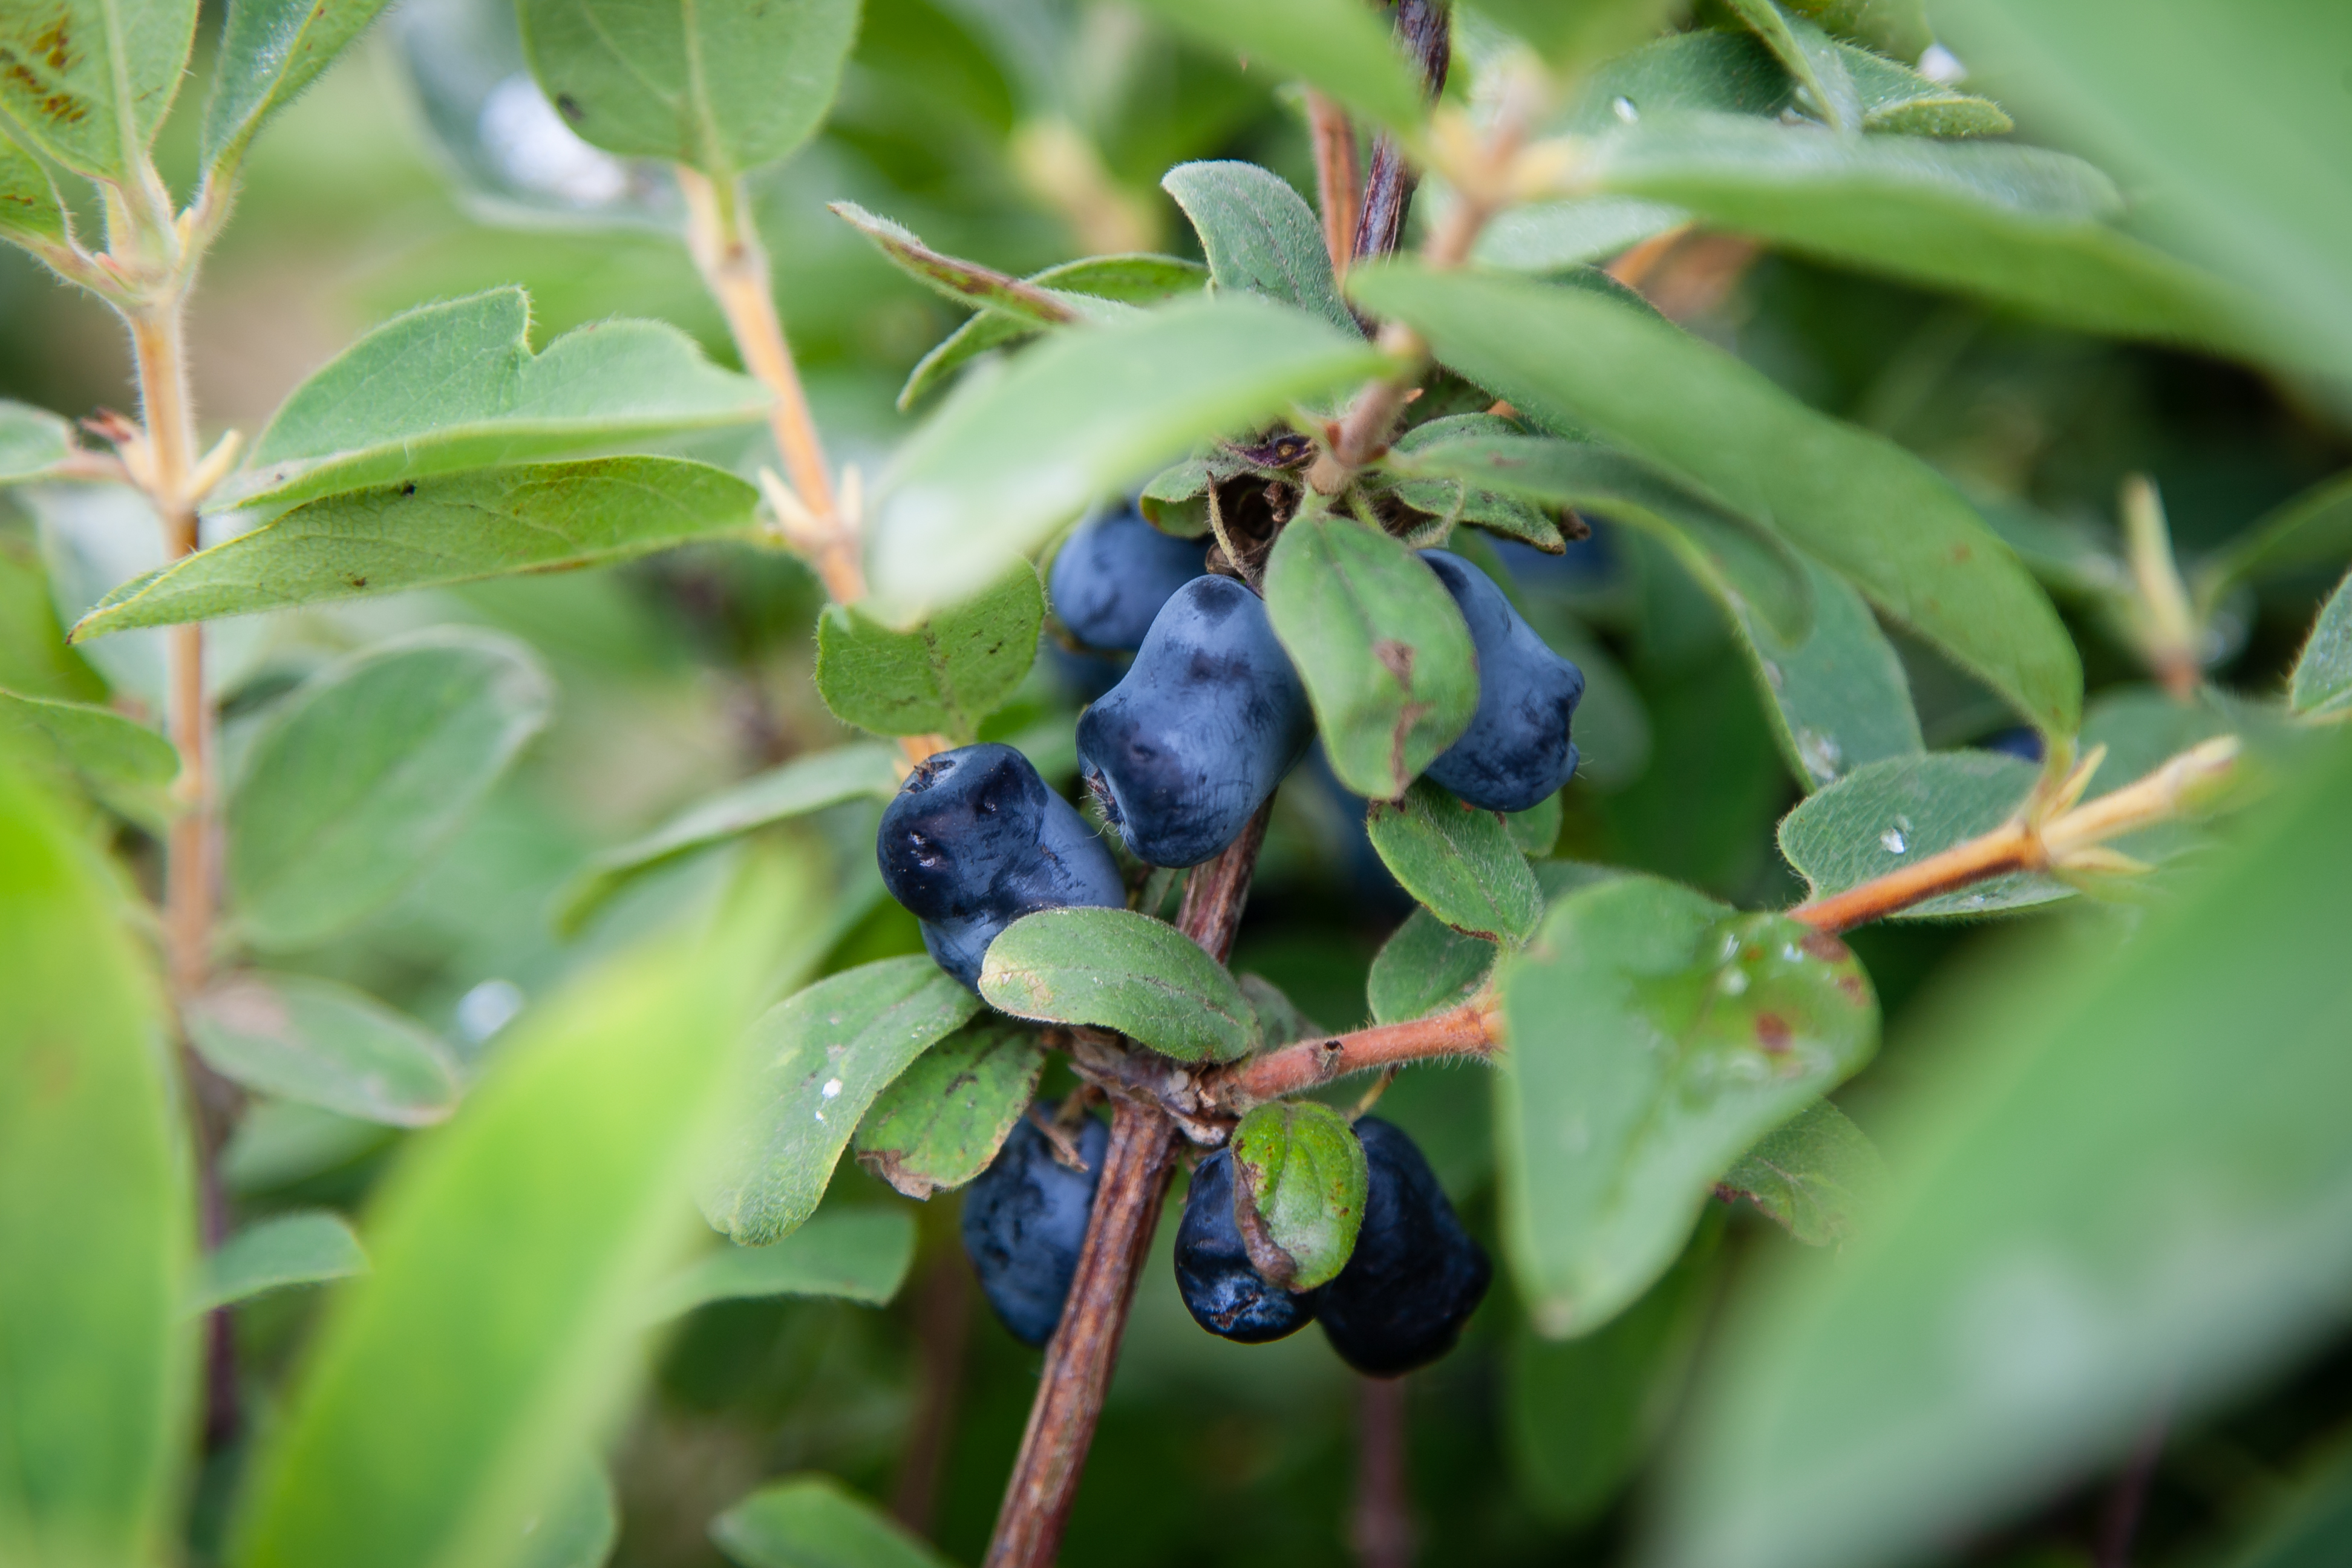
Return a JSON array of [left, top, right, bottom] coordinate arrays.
[[1497, 875, 1878, 1336], [979, 906, 1259, 1063], [0, 0, 197, 181], [1730, 556, 1921, 791], [851, 1019, 1045, 1200], [1125, 0, 1423, 131], [1776, 749, 2055, 921], [188, 973, 463, 1126], [648, 1209, 917, 1320], [1161, 161, 1354, 335], [190, 1211, 370, 1315], [0, 687, 178, 825], [2291, 571, 2352, 719], [815, 569, 1043, 740], [898, 252, 1208, 411], [227, 630, 555, 949], [1717, 1099, 1887, 1247], [203, 0, 400, 172], [1229, 1099, 1370, 1291], [1365, 780, 1544, 945], [712, 1475, 950, 1568], [1368, 906, 1497, 1026]]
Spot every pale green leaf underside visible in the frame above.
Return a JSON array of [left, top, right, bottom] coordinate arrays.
[[2291, 572, 2352, 719], [1125, 0, 1423, 131], [979, 907, 1259, 1063], [187, 972, 464, 1126], [1161, 160, 1356, 335], [0, 136, 68, 249], [0, 399, 74, 478], [202, 0, 398, 171], [0, 687, 178, 825], [1365, 781, 1544, 946], [190, 1211, 368, 1314], [647, 1209, 916, 1320], [0, 0, 197, 180], [713, 1475, 952, 1568], [76, 457, 762, 638]]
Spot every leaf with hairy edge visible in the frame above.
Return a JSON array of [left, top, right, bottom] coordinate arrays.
[[647, 1209, 916, 1319], [1125, 0, 1422, 131], [518, 0, 860, 178], [0, 0, 198, 181], [852, 1021, 1043, 1200], [230, 898, 779, 1568], [1354, 264, 2082, 737], [815, 569, 1042, 740], [713, 1475, 951, 1568], [0, 762, 191, 1567], [1382, 416, 1566, 552], [1730, 557, 1921, 792], [0, 688, 177, 825], [1509, 791, 1564, 856], [1497, 875, 1878, 1336], [190, 1212, 369, 1314], [1661, 733, 2352, 1568], [203, 0, 400, 172], [1366, 781, 1544, 945], [1369, 907, 1496, 1025], [0, 137, 68, 251], [980, 907, 1259, 1063], [1835, 36, 2011, 136], [702, 958, 981, 1246], [1719, 1099, 1886, 1246], [2292, 573, 2352, 719], [1783, 0, 1928, 60], [1725, 0, 1860, 131], [1585, 116, 2276, 364], [76, 458, 762, 638], [554, 743, 901, 935], [1230, 1100, 1369, 1290], [188, 973, 463, 1126], [830, 201, 1132, 327], [2198, 469, 2352, 601], [1161, 162, 1354, 335], [1264, 512, 1478, 800], [0, 400, 73, 479], [1777, 750, 2056, 921], [866, 295, 1385, 619], [227, 630, 554, 949], [1397, 433, 1811, 641], [898, 253, 1207, 410], [212, 289, 766, 516]]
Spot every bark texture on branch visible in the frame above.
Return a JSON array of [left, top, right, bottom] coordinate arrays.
[[1352, 0, 1452, 263]]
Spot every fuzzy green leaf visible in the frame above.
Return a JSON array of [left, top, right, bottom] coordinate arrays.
[[227, 630, 554, 949], [852, 1021, 1044, 1200], [203, 0, 399, 172], [1125, 0, 1423, 131], [0, 137, 67, 251], [1230, 1100, 1369, 1290], [1161, 161, 1354, 335], [1729, 557, 1921, 792], [187, 973, 464, 1126], [1368, 906, 1497, 1026], [815, 569, 1043, 740], [830, 201, 1134, 328], [0, 688, 177, 825], [2200, 469, 2352, 600], [1719, 1100, 1886, 1246], [1365, 780, 1544, 945], [191, 1212, 369, 1314], [1776, 750, 2054, 921], [1264, 511, 1478, 800], [979, 906, 1258, 1063], [0, 399, 73, 479], [648, 1209, 916, 1319], [2292, 573, 2352, 719], [0, 0, 197, 180], [1725, 0, 1860, 131], [898, 253, 1207, 410], [702, 958, 981, 1246], [1498, 877, 1878, 1335], [713, 1475, 950, 1568]]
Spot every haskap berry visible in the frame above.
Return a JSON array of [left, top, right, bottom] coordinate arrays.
[[1076, 575, 1315, 867], [1049, 497, 1208, 652], [876, 743, 1123, 989], [961, 1109, 1111, 1347], [1174, 1148, 1322, 1344], [1418, 550, 1585, 814], [1317, 1117, 1491, 1377]]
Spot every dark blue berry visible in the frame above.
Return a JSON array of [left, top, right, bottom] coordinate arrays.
[[1049, 498, 1209, 652], [1318, 1117, 1490, 1377], [1419, 550, 1585, 814], [961, 1109, 1111, 1348], [876, 743, 1123, 989], [1076, 575, 1315, 867], [1173, 1148, 1322, 1344]]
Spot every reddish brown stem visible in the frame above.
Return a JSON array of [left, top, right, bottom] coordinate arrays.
[[1350, 1376, 1414, 1568], [1308, 91, 1362, 280], [1214, 998, 1498, 1112], [1351, 0, 1451, 263]]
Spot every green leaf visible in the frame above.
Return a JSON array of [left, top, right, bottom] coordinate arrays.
[[517, 0, 860, 178], [76, 457, 762, 637], [1731, 557, 1921, 791], [712, 1475, 951, 1568], [2198, 469, 2352, 601], [191, 1211, 370, 1314], [1353, 264, 2083, 737], [2292, 573, 2352, 719], [1160, 162, 1354, 335], [1661, 732, 2352, 1568], [1586, 114, 2277, 364], [1497, 877, 1878, 1335], [1381, 416, 1566, 553], [1263, 511, 1478, 800], [1776, 750, 2056, 921], [0, 399, 73, 479], [1471, 0, 1688, 78], [1560, 28, 1797, 134], [0, 687, 177, 825], [0, 0, 198, 181], [1125, 0, 1423, 131], [232, 904, 777, 1568], [212, 289, 766, 517], [1508, 1220, 1720, 1526], [1229, 1099, 1368, 1290], [1835, 36, 2011, 136], [851, 1020, 1044, 1200], [829, 201, 1125, 328], [517, 1457, 617, 1568], [1394, 433, 1811, 642], [224, 1100, 392, 1196], [555, 743, 903, 935], [1507, 790, 1563, 856], [1724, 0, 1861, 132], [1718, 1099, 1886, 1246], [898, 253, 1208, 411], [1474, 195, 1691, 274], [188, 973, 463, 1126], [815, 569, 1043, 740], [1368, 906, 1496, 1025], [1365, 781, 1544, 945], [227, 629, 554, 949], [202, 0, 398, 172], [0, 136, 68, 251], [1239, 973, 1323, 1046], [2219, 1445, 2352, 1568], [1782, 0, 1929, 61], [979, 906, 1259, 1063], [648, 1208, 916, 1319], [702, 958, 981, 1246], [0, 762, 192, 1566], [867, 295, 1386, 620]]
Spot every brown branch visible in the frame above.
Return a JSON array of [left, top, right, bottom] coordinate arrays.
[[1350, 1376, 1414, 1568], [1351, 0, 1451, 264], [1212, 997, 1499, 1114], [1308, 91, 1362, 281]]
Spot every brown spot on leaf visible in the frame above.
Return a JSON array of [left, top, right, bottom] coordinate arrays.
[[347, 575, 368, 589], [1373, 638, 1415, 687], [1754, 1013, 1792, 1053], [854, 1147, 937, 1201], [1800, 930, 1851, 964], [554, 92, 584, 123]]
